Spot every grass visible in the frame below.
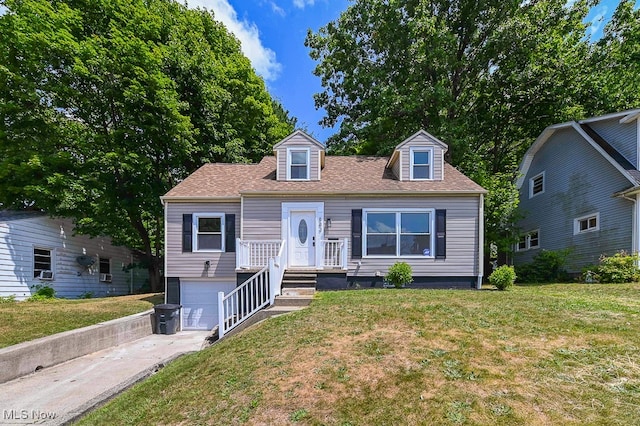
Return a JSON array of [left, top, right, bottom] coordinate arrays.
[[79, 284, 640, 425], [0, 293, 163, 348]]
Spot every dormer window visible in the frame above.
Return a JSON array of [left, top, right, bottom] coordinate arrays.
[[410, 148, 432, 180], [288, 148, 310, 180]]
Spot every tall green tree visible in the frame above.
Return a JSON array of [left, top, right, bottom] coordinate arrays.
[[306, 0, 594, 254], [0, 0, 294, 291]]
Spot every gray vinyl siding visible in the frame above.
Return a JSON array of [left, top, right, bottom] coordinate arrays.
[[275, 134, 322, 181], [588, 117, 638, 167], [165, 202, 240, 279], [516, 127, 634, 272], [0, 216, 140, 300], [243, 195, 481, 277], [399, 139, 444, 180], [391, 156, 401, 180]]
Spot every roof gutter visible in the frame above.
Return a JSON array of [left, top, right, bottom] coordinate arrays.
[[239, 189, 487, 196], [160, 196, 242, 202]]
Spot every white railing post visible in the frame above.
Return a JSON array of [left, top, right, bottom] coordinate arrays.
[[268, 258, 276, 305], [218, 291, 226, 339], [342, 237, 349, 270]]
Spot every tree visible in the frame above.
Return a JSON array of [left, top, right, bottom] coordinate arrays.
[[0, 0, 294, 291], [306, 0, 596, 254]]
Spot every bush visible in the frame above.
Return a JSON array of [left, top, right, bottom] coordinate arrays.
[[516, 249, 570, 283], [489, 265, 516, 290], [27, 284, 56, 301], [386, 262, 413, 288], [585, 251, 640, 283]]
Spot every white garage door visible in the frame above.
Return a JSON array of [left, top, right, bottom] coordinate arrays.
[[181, 281, 236, 331]]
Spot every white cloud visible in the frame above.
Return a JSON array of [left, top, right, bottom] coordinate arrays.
[[293, 0, 315, 8], [187, 0, 281, 81], [269, 1, 286, 16]]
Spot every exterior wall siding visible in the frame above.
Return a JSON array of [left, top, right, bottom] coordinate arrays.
[[274, 133, 322, 181], [516, 127, 634, 272], [399, 134, 444, 180], [242, 195, 480, 278], [165, 202, 240, 279], [588, 117, 638, 168], [0, 216, 141, 300]]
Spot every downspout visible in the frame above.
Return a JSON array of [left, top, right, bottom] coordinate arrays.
[[477, 194, 484, 289], [620, 193, 639, 257], [162, 198, 168, 304]]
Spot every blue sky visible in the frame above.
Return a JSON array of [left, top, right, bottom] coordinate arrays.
[[191, 0, 636, 144]]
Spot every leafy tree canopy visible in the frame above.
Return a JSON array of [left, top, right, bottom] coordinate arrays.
[[0, 0, 294, 290]]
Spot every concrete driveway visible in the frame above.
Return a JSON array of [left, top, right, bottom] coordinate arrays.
[[0, 332, 210, 425]]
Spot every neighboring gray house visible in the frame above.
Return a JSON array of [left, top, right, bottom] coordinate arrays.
[[0, 211, 147, 300], [162, 130, 486, 332], [515, 109, 640, 273]]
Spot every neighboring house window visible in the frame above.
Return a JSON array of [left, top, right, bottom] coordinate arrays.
[[99, 258, 111, 274], [288, 148, 310, 180], [574, 213, 599, 234], [192, 213, 225, 251], [364, 210, 433, 257], [529, 172, 545, 198], [410, 148, 432, 180], [33, 248, 52, 278], [517, 230, 540, 251]]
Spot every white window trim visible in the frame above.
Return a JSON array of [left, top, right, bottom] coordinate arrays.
[[574, 212, 600, 235], [192, 213, 225, 252], [529, 171, 545, 198], [363, 208, 435, 258], [516, 230, 540, 251], [409, 147, 433, 180], [286, 147, 310, 181], [33, 246, 55, 280]]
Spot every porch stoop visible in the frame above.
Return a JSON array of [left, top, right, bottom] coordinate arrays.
[[276, 270, 317, 307]]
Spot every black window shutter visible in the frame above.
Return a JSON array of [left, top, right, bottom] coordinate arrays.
[[182, 214, 192, 253], [225, 214, 236, 252], [435, 209, 446, 259], [352, 209, 362, 259]]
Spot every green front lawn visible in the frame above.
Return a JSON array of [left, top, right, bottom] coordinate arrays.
[[0, 293, 163, 348], [80, 284, 640, 425]]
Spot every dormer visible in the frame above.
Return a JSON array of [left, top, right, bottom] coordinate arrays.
[[273, 130, 325, 181], [386, 130, 448, 181]]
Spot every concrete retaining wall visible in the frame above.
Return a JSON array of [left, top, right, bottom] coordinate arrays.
[[0, 310, 153, 384]]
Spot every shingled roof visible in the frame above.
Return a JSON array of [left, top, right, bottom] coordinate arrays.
[[163, 155, 485, 199]]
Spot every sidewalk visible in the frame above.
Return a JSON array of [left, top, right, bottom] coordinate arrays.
[[0, 331, 210, 425]]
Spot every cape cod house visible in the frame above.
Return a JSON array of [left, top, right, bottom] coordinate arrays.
[[0, 211, 147, 300], [162, 130, 486, 334], [515, 109, 640, 274]]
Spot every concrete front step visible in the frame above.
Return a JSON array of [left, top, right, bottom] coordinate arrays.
[[274, 295, 313, 307], [281, 287, 316, 296], [282, 279, 317, 288]]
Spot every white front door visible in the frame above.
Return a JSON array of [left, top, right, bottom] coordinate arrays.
[[289, 211, 316, 267]]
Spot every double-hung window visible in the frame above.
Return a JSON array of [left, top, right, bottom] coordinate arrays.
[[364, 210, 433, 257], [288, 148, 309, 180], [410, 148, 432, 180], [516, 230, 540, 251], [33, 248, 53, 278], [193, 213, 225, 251]]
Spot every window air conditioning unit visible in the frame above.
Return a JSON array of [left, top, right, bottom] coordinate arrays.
[[39, 270, 54, 280], [100, 273, 112, 283]]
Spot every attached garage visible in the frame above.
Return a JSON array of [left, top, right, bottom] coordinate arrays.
[[180, 281, 236, 331]]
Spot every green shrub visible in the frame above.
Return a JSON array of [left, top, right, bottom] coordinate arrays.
[[0, 295, 16, 304], [489, 265, 516, 290], [587, 251, 640, 283], [27, 284, 56, 301], [516, 249, 570, 283], [386, 262, 413, 288]]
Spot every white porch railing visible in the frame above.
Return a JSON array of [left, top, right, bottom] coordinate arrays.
[[219, 240, 286, 338], [321, 238, 348, 270], [236, 239, 283, 269]]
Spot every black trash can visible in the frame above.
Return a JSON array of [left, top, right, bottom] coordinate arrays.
[[154, 304, 182, 335]]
